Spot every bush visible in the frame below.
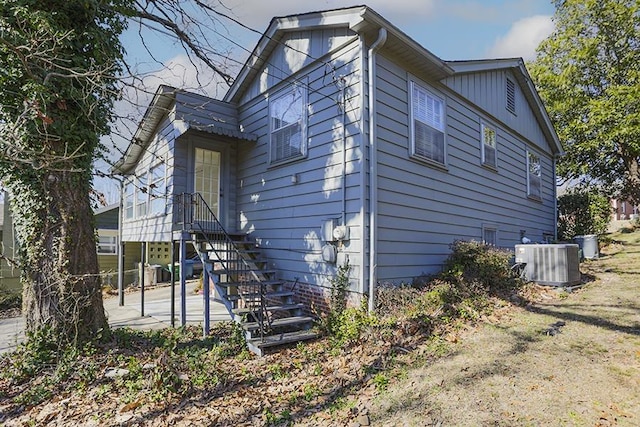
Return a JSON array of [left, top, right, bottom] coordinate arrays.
[[334, 240, 518, 346], [558, 186, 611, 240], [0, 290, 21, 311], [442, 240, 517, 292]]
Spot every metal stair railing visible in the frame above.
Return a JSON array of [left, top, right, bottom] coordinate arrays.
[[174, 192, 270, 339]]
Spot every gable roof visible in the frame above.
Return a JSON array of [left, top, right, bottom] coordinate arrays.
[[222, 6, 560, 156], [116, 7, 562, 174], [446, 59, 563, 155], [113, 85, 257, 175], [224, 5, 455, 104]]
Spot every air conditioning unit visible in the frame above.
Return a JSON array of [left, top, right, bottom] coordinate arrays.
[[515, 244, 581, 286]]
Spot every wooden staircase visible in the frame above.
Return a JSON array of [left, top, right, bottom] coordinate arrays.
[[175, 193, 318, 356]]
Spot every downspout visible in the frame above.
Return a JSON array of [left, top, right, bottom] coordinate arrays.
[[367, 28, 387, 313], [341, 80, 347, 227], [553, 153, 559, 241], [359, 37, 367, 298]]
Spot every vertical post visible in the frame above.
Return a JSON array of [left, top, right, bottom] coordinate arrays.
[[118, 239, 125, 307], [170, 239, 175, 327], [118, 179, 125, 306], [179, 235, 187, 326], [202, 251, 210, 337], [140, 241, 146, 317]]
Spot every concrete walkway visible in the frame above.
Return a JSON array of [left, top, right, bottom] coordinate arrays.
[[0, 281, 230, 355]]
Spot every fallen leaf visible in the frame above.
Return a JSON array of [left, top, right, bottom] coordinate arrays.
[[120, 400, 142, 413]]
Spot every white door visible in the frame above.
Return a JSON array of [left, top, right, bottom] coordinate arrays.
[[194, 148, 221, 217]]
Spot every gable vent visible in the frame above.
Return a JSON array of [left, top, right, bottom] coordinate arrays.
[[506, 78, 516, 113]]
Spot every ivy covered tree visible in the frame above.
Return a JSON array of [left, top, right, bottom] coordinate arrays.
[[0, 0, 127, 342], [530, 0, 640, 204], [0, 0, 237, 346]]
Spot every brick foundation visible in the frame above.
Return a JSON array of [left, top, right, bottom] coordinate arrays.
[[285, 281, 365, 317]]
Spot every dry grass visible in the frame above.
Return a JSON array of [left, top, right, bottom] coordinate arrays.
[[371, 231, 640, 426]]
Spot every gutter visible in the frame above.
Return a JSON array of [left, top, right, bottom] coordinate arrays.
[[367, 27, 387, 313]]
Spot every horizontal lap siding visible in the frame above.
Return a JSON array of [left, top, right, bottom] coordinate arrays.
[[237, 37, 363, 289], [375, 55, 556, 284]]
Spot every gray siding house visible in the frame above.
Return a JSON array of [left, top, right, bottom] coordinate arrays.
[[114, 6, 561, 352]]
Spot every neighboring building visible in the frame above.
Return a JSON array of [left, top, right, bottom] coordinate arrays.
[[0, 199, 20, 295], [0, 200, 138, 295], [95, 204, 141, 287], [610, 198, 639, 221], [113, 6, 562, 352]]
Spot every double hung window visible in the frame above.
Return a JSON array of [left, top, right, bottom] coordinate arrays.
[[481, 122, 497, 168], [410, 81, 446, 165], [527, 151, 541, 199], [269, 85, 307, 164]]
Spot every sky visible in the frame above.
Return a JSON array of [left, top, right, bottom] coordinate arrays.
[[120, 0, 557, 93], [98, 0, 557, 202]]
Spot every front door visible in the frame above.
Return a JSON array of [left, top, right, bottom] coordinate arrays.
[[194, 148, 221, 218]]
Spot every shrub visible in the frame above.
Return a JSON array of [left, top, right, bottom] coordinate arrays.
[[442, 240, 517, 292], [557, 186, 611, 240]]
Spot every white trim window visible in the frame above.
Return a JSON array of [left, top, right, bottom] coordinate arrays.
[[527, 151, 542, 199], [135, 172, 148, 217], [97, 232, 118, 255], [124, 179, 134, 220], [410, 81, 446, 165], [481, 121, 497, 168], [149, 162, 166, 215], [269, 84, 307, 164]]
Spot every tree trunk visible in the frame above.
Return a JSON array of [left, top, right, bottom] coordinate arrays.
[[17, 170, 107, 345]]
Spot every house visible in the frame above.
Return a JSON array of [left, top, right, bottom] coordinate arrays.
[[113, 6, 562, 354], [0, 199, 139, 296], [0, 199, 20, 295], [95, 203, 142, 288], [610, 198, 639, 221]]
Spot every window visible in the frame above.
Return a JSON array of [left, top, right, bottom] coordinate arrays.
[[269, 85, 306, 164], [482, 226, 497, 246], [506, 78, 516, 114], [411, 81, 446, 164], [527, 151, 541, 199], [481, 121, 497, 168], [97, 234, 117, 255], [135, 172, 148, 217], [149, 163, 166, 215], [124, 179, 134, 219]]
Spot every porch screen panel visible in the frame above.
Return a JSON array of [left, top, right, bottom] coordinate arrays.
[[194, 148, 221, 217]]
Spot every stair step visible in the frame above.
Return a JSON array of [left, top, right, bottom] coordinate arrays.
[[212, 268, 276, 276], [225, 290, 294, 302], [247, 330, 319, 352], [242, 315, 314, 332], [233, 303, 305, 315], [219, 279, 283, 288]]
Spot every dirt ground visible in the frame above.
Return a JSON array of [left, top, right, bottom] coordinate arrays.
[[371, 234, 640, 426]]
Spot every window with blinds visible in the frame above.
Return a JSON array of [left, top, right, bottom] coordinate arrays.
[[410, 81, 446, 165]]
